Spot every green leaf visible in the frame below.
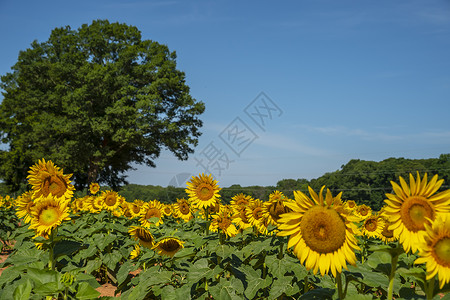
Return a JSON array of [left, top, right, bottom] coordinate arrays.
[[116, 260, 136, 286], [26, 268, 59, 285], [53, 239, 84, 258], [209, 277, 244, 300], [75, 282, 101, 300], [95, 233, 117, 251], [241, 265, 272, 299], [186, 258, 214, 284], [298, 288, 335, 299], [214, 244, 234, 260], [12, 280, 32, 300], [269, 276, 298, 299], [33, 281, 65, 295], [102, 250, 123, 271]]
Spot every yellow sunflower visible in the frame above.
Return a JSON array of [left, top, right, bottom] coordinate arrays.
[[361, 214, 385, 239], [383, 172, 450, 253], [89, 182, 100, 195], [28, 195, 71, 236], [354, 204, 372, 221], [245, 198, 265, 229], [230, 193, 253, 214], [99, 190, 123, 211], [139, 200, 163, 227], [277, 186, 361, 277], [15, 191, 35, 223], [130, 244, 141, 259], [210, 209, 238, 238], [185, 173, 221, 209], [129, 226, 155, 249], [162, 204, 174, 217], [153, 237, 185, 257], [89, 196, 104, 213], [174, 198, 193, 222], [262, 191, 292, 226], [344, 200, 357, 211], [27, 159, 75, 200], [232, 209, 253, 231], [128, 199, 145, 218], [414, 213, 450, 289]]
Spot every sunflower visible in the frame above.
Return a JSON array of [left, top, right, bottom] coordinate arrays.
[[383, 172, 450, 253], [153, 237, 185, 257], [128, 199, 145, 218], [232, 209, 253, 230], [277, 186, 360, 277], [139, 200, 163, 227], [210, 209, 238, 238], [99, 190, 123, 211], [130, 244, 141, 259], [15, 191, 35, 223], [174, 198, 193, 222], [27, 159, 75, 200], [245, 198, 265, 229], [87, 196, 103, 213], [28, 195, 71, 236], [230, 193, 253, 214], [344, 200, 357, 211], [361, 214, 385, 239], [186, 173, 221, 209], [379, 207, 398, 243], [414, 214, 450, 289], [89, 182, 100, 195], [71, 197, 85, 214], [162, 204, 174, 217], [262, 191, 292, 226], [129, 226, 155, 249], [354, 204, 372, 221]]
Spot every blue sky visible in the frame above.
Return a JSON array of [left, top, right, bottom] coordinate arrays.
[[1, 0, 450, 188]]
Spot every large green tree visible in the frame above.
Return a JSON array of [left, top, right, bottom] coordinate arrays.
[[0, 20, 205, 192]]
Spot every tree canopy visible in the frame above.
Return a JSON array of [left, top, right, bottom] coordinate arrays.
[[0, 19, 205, 192]]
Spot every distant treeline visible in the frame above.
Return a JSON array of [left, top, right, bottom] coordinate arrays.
[[118, 154, 450, 211], [2, 154, 449, 211]]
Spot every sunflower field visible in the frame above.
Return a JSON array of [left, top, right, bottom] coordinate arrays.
[[0, 159, 449, 300]]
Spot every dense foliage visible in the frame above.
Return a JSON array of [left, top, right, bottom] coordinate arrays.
[[92, 154, 450, 210], [0, 19, 205, 192]]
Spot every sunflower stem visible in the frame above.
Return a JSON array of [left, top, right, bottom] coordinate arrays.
[[336, 272, 344, 299], [387, 250, 400, 300], [303, 275, 309, 294], [48, 229, 55, 271], [277, 240, 284, 259], [425, 275, 435, 300], [361, 235, 367, 264], [219, 231, 224, 245], [205, 207, 210, 236]]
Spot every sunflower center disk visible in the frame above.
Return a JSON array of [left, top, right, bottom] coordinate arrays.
[[365, 219, 378, 232], [132, 205, 140, 214], [269, 201, 289, 221], [146, 208, 161, 219], [105, 196, 117, 206], [218, 217, 232, 230], [253, 207, 263, 220], [39, 207, 60, 226], [180, 203, 190, 215], [162, 240, 181, 252], [434, 237, 450, 267], [43, 175, 67, 198], [381, 224, 394, 238], [300, 206, 346, 254], [197, 184, 214, 201], [401, 196, 434, 232]]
